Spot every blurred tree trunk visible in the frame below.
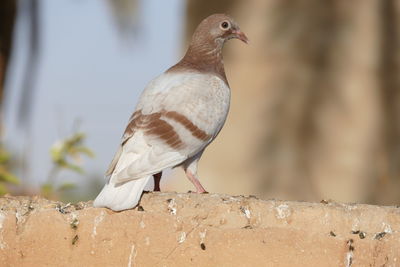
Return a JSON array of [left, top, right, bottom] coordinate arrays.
[[0, 0, 17, 132], [179, 0, 400, 205], [376, 0, 400, 203]]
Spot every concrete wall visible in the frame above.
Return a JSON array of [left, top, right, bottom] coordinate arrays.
[[0, 193, 399, 266]]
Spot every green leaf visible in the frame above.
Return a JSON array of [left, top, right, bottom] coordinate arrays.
[[69, 146, 95, 158], [0, 183, 7, 196], [47, 131, 94, 189], [0, 167, 19, 184], [0, 149, 10, 163], [58, 182, 76, 192], [63, 163, 84, 174], [50, 142, 64, 162], [41, 183, 54, 197], [55, 159, 68, 168]]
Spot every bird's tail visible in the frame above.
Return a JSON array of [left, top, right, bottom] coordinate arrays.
[[93, 176, 151, 211]]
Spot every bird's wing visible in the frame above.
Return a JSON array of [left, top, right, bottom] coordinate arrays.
[[108, 71, 230, 183]]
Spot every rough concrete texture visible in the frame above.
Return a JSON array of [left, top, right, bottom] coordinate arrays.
[[0, 193, 399, 267]]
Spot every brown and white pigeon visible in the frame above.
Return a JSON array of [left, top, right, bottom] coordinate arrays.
[[93, 14, 248, 211]]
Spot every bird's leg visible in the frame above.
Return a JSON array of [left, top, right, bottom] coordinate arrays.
[[183, 154, 208, 193], [185, 169, 207, 193], [153, 172, 162, 191]]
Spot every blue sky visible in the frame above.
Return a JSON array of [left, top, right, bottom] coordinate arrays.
[[5, 0, 185, 187]]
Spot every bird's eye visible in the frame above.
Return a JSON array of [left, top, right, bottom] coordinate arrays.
[[220, 21, 230, 30]]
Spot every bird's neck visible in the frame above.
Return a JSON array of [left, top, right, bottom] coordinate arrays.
[[168, 40, 228, 85]]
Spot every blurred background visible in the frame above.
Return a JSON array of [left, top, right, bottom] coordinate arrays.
[[1, 0, 400, 205]]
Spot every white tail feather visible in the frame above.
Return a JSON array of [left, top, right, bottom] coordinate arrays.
[[93, 176, 151, 211]]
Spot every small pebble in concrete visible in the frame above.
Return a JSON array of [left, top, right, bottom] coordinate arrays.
[[70, 218, 79, 230], [347, 239, 355, 252], [359, 232, 366, 239], [374, 232, 386, 240], [137, 206, 145, 212], [72, 235, 79, 245]]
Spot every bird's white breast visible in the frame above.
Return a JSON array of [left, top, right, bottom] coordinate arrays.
[[136, 71, 231, 156]]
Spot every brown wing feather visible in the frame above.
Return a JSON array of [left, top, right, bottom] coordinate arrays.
[[106, 109, 210, 176], [121, 110, 185, 149]]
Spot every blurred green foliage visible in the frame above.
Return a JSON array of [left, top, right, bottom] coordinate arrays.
[[0, 146, 19, 196], [41, 132, 94, 198], [50, 132, 94, 173]]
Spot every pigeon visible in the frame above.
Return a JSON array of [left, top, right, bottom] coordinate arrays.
[[93, 14, 248, 211]]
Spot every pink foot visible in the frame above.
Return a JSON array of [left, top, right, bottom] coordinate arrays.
[[186, 170, 208, 193]]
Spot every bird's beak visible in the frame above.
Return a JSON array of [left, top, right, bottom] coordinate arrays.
[[232, 30, 249, 44]]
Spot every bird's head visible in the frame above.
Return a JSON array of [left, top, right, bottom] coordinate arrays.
[[191, 14, 249, 47], [171, 13, 248, 80]]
